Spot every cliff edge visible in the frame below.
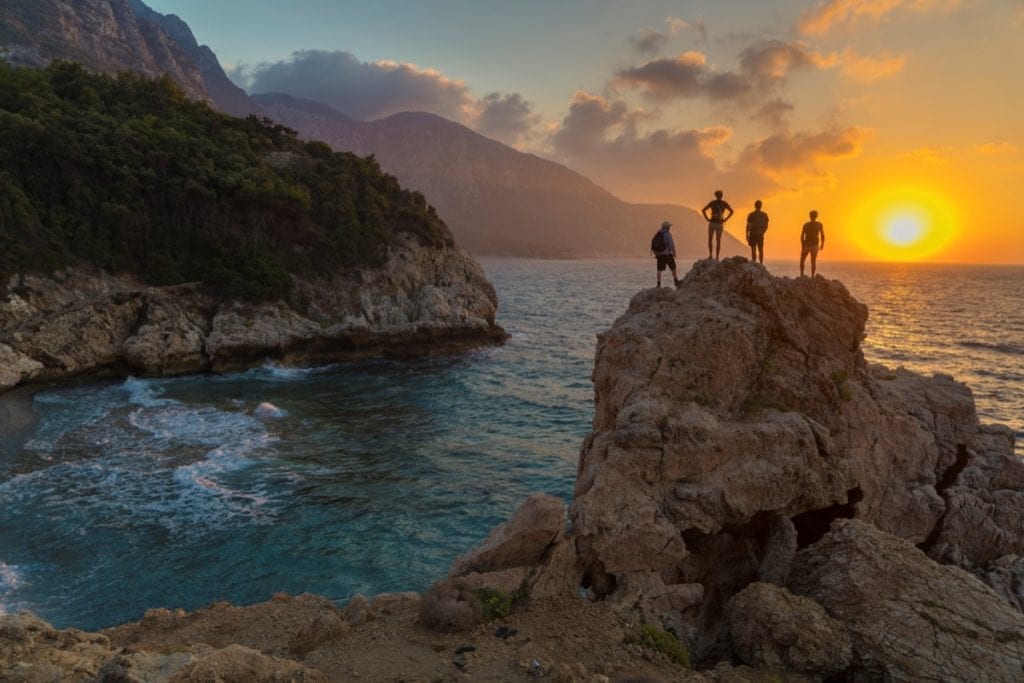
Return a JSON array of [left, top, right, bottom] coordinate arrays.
[[453, 257, 1024, 680]]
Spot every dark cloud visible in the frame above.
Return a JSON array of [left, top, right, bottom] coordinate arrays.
[[742, 127, 871, 170], [475, 92, 540, 146], [248, 49, 473, 121], [628, 28, 670, 55], [613, 51, 710, 100], [752, 99, 796, 128]]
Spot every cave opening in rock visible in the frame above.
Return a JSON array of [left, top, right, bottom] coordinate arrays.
[[791, 487, 863, 549]]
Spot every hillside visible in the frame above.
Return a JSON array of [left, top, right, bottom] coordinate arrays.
[[0, 0, 254, 116], [0, 62, 450, 299], [253, 93, 746, 259]]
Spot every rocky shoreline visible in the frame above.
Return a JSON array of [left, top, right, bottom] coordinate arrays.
[[0, 234, 506, 394], [3, 258, 1023, 682]]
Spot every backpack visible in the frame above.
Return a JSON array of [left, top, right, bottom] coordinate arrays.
[[650, 230, 667, 254]]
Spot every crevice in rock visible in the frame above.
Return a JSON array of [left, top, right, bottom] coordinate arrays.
[[918, 444, 970, 553], [791, 487, 863, 549]]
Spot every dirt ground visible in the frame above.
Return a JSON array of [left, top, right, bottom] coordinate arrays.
[[101, 591, 793, 682]]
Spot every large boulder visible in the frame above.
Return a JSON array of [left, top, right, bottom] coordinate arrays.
[[789, 519, 1024, 682], [725, 582, 851, 678], [561, 258, 1023, 657]]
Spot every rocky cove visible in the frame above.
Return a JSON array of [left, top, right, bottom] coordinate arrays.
[[3, 258, 1024, 682], [0, 233, 505, 394]]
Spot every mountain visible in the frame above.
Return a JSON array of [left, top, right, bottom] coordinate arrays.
[[0, 0, 255, 116], [253, 93, 746, 259]]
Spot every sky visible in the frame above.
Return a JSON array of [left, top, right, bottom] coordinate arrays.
[[145, 0, 1024, 264]]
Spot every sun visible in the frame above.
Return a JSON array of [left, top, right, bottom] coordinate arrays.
[[848, 185, 958, 261]]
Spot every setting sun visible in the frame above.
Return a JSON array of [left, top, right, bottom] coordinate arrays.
[[848, 185, 958, 261]]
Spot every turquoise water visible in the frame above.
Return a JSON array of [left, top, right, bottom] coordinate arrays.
[[1, 258, 1022, 629]]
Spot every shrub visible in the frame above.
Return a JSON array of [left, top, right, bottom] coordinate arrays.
[[633, 624, 690, 668]]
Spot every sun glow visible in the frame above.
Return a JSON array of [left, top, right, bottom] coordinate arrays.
[[848, 185, 958, 261]]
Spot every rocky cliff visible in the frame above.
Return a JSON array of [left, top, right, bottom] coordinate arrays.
[[253, 93, 746, 259], [0, 0, 255, 116], [453, 258, 1024, 680], [0, 233, 503, 392]]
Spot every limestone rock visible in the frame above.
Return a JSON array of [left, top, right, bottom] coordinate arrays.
[[166, 644, 329, 682], [450, 493, 566, 577], [0, 235, 504, 392], [984, 555, 1024, 612], [725, 582, 851, 678], [0, 612, 114, 683], [287, 608, 349, 657], [789, 519, 1024, 682], [561, 258, 1024, 658]]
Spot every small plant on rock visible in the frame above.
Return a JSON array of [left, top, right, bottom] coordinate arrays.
[[476, 587, 513, 621], [633, 624, 690, 668]]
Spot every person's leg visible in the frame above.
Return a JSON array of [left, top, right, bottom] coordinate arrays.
[[800, 248, 808, 276], [810, 250, 818, 277], [669, 256, 679, 286], [749, 244, 755, 261], [707, 225, 714, 258], [715, 225, 723, 259]]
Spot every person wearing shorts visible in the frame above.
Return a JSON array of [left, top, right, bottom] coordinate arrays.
[[746, 200, 769, 264], [652, 220, 679, 288], [701, 190, 733, 259], [800, 210, 825, 277]]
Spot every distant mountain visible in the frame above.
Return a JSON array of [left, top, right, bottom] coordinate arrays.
[[0, 0, 255, 116], [253, 93, 746, 259]]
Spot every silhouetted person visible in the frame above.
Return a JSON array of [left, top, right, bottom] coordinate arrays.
[[800, 210, 825, 277], [746, 200, 769, 264], [701, 190, 733, 259], [651, 220, 679, 288]]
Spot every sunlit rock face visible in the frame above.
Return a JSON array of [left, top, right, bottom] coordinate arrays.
[[563, 257, 1023, 659], [0, 234, 503, 391], [0, 0, 254, 116]]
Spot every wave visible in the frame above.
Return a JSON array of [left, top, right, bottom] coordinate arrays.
[[957, 340, 1024, 356], [0, 562, 25, 616]]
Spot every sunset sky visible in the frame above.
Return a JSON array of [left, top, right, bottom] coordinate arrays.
[[146, 0, 1024, 264]]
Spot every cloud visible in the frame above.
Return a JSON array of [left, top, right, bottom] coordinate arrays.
[[903, 146, 950, 164], [475, 92, 541, 146], [614, 41, 837, 104], [249, 49, 474, 122], [974, 141, 1020, 156], [547, 91, 740, 204], [840, 48, 907, 82], [628, 28, 670, 55], [798, 0, 965, 35], [742, 127, 872, 171], [753, 99, 796, 128], [613, 51, 711, 99]]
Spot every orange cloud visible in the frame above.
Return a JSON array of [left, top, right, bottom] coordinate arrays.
[[840, 48, 907, 82], [902, 147, 950, 164], [798, 0, 965, 35], [974, 142, 1020, 156]]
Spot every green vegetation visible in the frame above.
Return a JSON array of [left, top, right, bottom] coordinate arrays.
[[475, 587, 513, 621], [0, 61, 451, 299], [632, 624, 691, 668]]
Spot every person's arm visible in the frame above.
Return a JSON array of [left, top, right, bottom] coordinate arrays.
[[667, 232, 677, 256], [724, 203, 734, 222], [820, 225, 825, 249], [764, 214, 769, 233], [745, 216, 752, 239]]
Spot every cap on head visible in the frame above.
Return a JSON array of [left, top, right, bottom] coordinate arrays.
[[754, 200, 762, 209], [714, 190, 723, 198], [810, 210, 818, 219], [661, 220, 672, 229]]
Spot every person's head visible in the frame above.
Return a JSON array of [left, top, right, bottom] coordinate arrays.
[[810, 210, 818, 219], [714, 190, 723, 199], [754, 200, 762, 209], [661, 220, 672, 230]]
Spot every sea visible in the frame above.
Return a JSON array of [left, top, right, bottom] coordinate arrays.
[[1, 258, 1022, 630]]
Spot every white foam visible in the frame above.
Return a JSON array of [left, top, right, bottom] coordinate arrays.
[[0, 562, 24, 616], [123, 376, 173, 408]]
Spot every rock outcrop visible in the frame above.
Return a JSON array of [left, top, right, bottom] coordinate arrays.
[[0, 234, 504, 392], [455, 257, 1023, 677], [789, 519, 1024, 682], [0, 0, 255, 116]]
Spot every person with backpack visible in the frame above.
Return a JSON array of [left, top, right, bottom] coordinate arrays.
[[701, 190, 734, 260], [746, 200, 769, 264], [651, 220, 679, 288], [800, 210, 826, 277]]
